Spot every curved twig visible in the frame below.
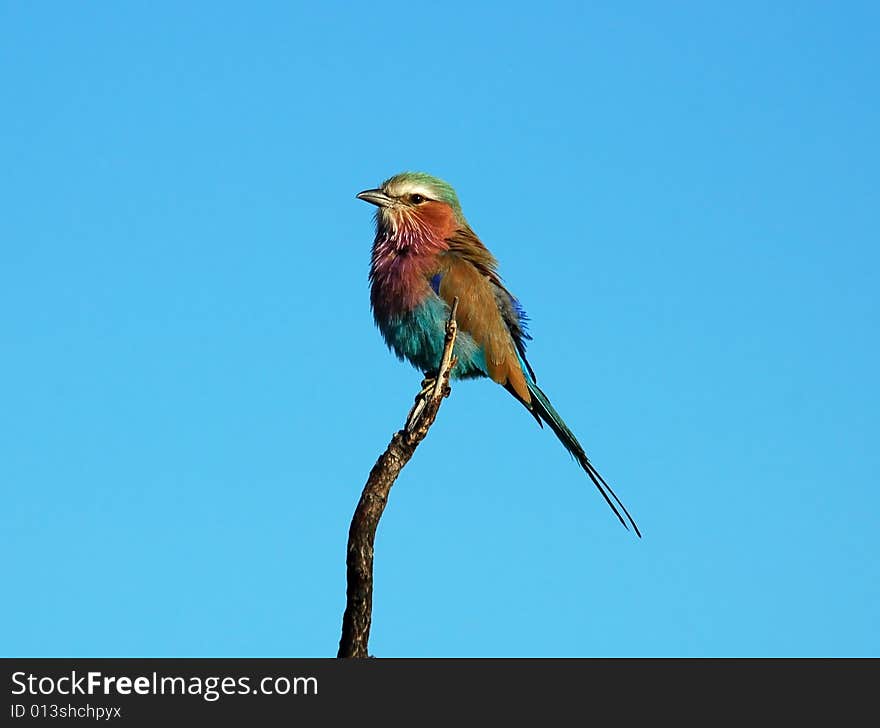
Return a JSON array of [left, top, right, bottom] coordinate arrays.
[[337, 298, 460, 658]]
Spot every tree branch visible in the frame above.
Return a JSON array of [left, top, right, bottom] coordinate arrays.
[[338, 297, 460, 658]]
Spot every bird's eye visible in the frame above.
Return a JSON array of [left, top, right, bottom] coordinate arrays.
[[409, 194, 426, 204]]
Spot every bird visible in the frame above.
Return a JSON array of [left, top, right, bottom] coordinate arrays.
[[357, 171, 640, 536]]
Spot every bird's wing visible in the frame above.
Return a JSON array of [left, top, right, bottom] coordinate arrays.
[[436, 226, 534, 404], [441, 229, 640, 536]]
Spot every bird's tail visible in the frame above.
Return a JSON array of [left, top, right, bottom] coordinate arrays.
[[526, 380, 641, 537]]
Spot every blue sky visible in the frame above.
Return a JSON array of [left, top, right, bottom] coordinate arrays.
[[2, 2, 877, 657]]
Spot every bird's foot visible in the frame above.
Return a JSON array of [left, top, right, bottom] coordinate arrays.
[[404, 367, 456, 433], [404, 371, 437, 433], [419, 371, 438, 397]]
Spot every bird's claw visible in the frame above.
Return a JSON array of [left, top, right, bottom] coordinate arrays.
[[404, 365, 454, 433], [419, 377, 437, 398]]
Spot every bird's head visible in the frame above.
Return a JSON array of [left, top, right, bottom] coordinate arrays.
[[357, 172, 465, 245]]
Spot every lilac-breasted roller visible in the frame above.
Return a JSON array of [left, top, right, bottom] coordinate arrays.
[[357, 172, 640, 536]]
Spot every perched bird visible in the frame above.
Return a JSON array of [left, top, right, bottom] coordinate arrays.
[[358, 172, 639, 536]]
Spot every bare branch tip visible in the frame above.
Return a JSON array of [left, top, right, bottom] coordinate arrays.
[[339, 293, 463, 658]]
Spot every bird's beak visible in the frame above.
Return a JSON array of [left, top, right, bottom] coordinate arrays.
[[356, 188, 394, 208]]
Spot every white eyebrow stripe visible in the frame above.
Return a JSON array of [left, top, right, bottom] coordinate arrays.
[[384, 181, 437, 200]]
